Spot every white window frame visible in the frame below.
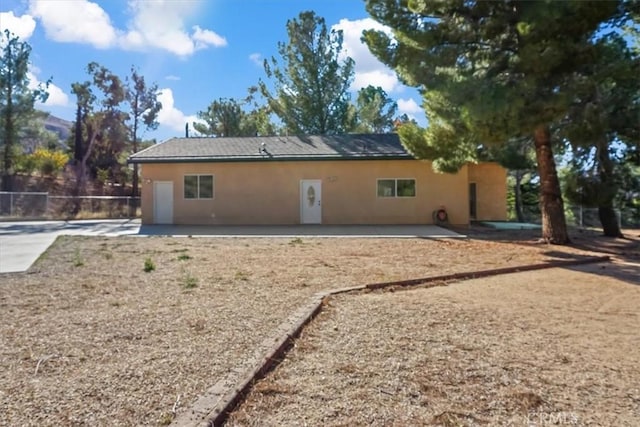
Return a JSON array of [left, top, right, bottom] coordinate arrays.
[[184, 174, 214, 200], [376, 178, 417, 198]]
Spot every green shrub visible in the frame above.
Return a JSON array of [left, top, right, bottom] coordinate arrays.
[[182, 272, 198, 289], [16, 154, 37, 175], [73, 248, 84, 267], [96, 168, 110, 186], [143, 257, 156, 272], [31, 148, 70, 177], [234, 270, 249, 281]]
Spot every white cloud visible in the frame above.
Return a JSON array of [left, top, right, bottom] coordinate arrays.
[[0, 12, 69, 107], [27, 71, 69, 107], [165, 75, 181, 81], [249, 52, 262, 66], [157, 88, 201, 133], [192, 25, 227, 49], [397, 98, 422, 114], [0, 11, 37, 40], [121, 1, 226, 56], [26, 0, 226, 56], [332, 18, 402, 93], [29, 0, 117, 49], [352, 70, 402, 95], [43, 83, 70, 107]]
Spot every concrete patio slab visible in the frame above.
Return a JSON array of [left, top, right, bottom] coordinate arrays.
[[137, 224, 464, 238]]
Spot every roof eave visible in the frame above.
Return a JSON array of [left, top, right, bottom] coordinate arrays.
[[128, 154, 414, 164]]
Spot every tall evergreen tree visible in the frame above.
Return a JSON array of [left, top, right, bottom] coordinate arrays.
[[0, 30, 48, 192], [195, 87, 279, 138], [241, 86, 280, 136], [125, 67, 161, 199], [364, 0, 631, 244], [240, 105, 279, 136], [260, 11, 355, 135], [70, 80, 98, 210], [354, 85, 398, 133], [70, 62, 127, 204], [486, 137, 537, 223], [85, 62, 127, 179], [560, 33, 639, 237], [194, 98, 245, 137]]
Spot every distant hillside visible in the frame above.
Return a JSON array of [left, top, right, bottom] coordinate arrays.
[[43, 113, 73, 142], [20, 112, 73, 153]]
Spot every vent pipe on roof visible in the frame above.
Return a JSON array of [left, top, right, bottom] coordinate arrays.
[[185, 123, 189, 138]]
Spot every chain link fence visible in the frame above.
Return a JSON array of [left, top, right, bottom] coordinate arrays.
[[565, 205, 640, 229], [519, 205, 638, 229], [0, 191, 139, 219]]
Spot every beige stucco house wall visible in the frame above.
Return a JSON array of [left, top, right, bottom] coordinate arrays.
[[138, 159, 507, 225], [467, 162, 508, 221]]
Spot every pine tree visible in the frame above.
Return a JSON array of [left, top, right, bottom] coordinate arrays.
[[260, 11, 355, 135], [0, 30, 48, 192], [354, 85, 398, 133], [125, 67, 161, 199], [364, 0, 632, 244], [194, 98, 245, 137]]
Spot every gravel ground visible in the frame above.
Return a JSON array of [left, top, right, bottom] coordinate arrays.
[[0, 229, 635, 426], [228, 263, 640, 426]]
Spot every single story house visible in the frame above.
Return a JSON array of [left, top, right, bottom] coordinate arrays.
[[128, 133, 507, 225]]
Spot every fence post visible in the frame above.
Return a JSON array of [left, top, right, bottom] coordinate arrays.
[[46, 192, 50, 217], [579, 205, 583, 227], [10, 192, 13, 216]]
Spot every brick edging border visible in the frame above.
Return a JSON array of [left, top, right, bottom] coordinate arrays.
[[172, 255, 610, 427], [363, 255, 612, 291]]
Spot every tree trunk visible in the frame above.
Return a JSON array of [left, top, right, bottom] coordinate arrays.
[[74, 104, 83, 162], [1, 122, 13, 191], [533, 125, 569, 244], [72, 128, 98, 216], [514, 170, 525, 222], [598, 206, 621, 237], [72, 162, 85, 216], [130, 105, 139, 218], [131, 137, 139, 198], [596, 141, 623, 237], [132, 164, 139, 197], [131, 96, 139, 200], [130, 162, 139, 217], [2, 73, 14, 193]]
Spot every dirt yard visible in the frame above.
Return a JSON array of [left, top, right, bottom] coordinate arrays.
[[0, 228, 638, 426], [228, 263, 640, 426]]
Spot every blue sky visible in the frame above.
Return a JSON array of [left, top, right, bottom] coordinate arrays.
[[1, 0, 425, 142]]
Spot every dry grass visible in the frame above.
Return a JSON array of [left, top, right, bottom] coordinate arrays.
[[228, 263, 640, 426], [0, 228, 637, 426]]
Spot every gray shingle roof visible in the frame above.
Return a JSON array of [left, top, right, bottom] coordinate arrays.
[[128, 134, 412, 163]]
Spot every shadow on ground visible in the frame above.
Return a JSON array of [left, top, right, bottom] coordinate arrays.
[[570, 232, 640, 263], [451, 224, 640, 286], [565, 260, 640, 287]]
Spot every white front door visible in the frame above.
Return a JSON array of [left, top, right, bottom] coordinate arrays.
[[300, 180, 322, 224], [153, 181, 173, 224]]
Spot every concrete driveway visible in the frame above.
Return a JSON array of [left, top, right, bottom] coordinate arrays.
[[0, 220, 463, 274], [0, 219, 141, 274]]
